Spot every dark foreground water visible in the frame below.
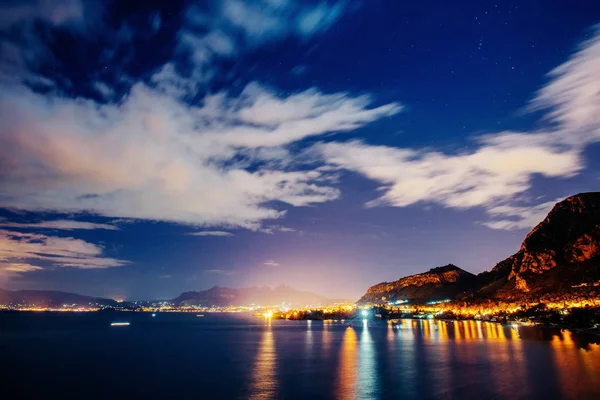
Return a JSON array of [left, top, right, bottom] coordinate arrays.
[[1, 313, 600, 399]]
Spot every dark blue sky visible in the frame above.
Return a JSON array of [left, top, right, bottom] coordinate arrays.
[[1, 0, 599, 300]]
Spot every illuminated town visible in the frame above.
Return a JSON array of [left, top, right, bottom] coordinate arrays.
[[2, 297, 598, 331]]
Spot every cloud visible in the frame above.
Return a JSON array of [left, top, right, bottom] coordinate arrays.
[[480, 198, 563, 231], [0, 0, 391, 232], [0, 80, 396, 230], [275, 226, 296, 232], [175, 0, 349, 82], [263, 260, 280, 267], [188, 231, 234, 237], [314, 26, 600, 230], [204, 269, 234, 276], [2, 263, 43, 273], [158, 274, 172, 279], [258, 225, 296, 234], [0, 229, 129, 280], [0, 219, 119, 230], [315, 134, 580, 210], [529, 25, 600, 138]]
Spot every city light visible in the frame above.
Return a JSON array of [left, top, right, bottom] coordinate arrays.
[[361, 310, 369, 317]]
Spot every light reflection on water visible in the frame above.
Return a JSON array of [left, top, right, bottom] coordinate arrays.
[[336, 326, 358, 399], [332, 319, 599, 400], [3, 314, 600, 399], [357, 320, 378, 399], [248, 319, 277, 400], [551, 330, 600, 399]]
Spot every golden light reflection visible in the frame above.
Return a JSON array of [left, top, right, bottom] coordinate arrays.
[[249, 321, 277, 400], [484, 322, 497, 340], [486, 322, 528, 398], [453, 321, 462, 340], [422, 319, 430, 339], [551, 330, 600, 399], [322, 320, 332, 353], [476, 321, 484, 339], [463, 321, 471, 340], [437, 321, 449, 342], [336, 327, 358, 400], [496, 324, 507, 342]]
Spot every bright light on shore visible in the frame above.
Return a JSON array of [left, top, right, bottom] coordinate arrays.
[[361, 310, 369, 317]]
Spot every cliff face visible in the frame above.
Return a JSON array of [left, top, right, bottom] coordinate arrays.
[[488, 193, 600, 298], [358, 265, 475, 304]]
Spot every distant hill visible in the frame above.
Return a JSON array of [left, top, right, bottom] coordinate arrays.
[[0, 289, 118, 308], [357, 265, 476, 304], [359, 192, 600, 305], [173, 285, 344, 307]]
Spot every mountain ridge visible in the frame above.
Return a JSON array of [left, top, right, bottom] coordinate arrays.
[[0, 288, 118, 307], [358, 264, 476, 304], [0, 285, 345, 308], [172, 285, 346, 307], [358, 192, 600, 305]]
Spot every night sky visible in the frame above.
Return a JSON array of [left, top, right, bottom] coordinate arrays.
[[1, 0, 599, 300]]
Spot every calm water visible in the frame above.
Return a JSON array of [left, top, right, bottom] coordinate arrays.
[[1, 313, 600, 399]]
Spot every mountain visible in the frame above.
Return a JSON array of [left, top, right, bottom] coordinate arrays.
[[357, 264, 476, 304], [359, 193, 600, 305], [0, 289, 118, 308], [474, 192, 600, 302], [172, 285, 343, 307]]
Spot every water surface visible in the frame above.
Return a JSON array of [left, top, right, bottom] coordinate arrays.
[[1, 313, 599, 399]]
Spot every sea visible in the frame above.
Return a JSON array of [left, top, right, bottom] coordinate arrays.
[[1, 312, 599, 400]]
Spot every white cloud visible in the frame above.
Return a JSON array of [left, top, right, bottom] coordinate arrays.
[[220, 0, 284, 40], [0, 79, 396, 230], [175, 0, 348, 80], [530, 25, 600, 139], [259, 225, 296, 234], [0, 0, 376, 232], [276, 226, 296, 232], [263, 260, 280, 267], [0, 220, 119, 230], [0, 229, 129, 281], [188, 231, 234, 237], [480, 198, 562, 230], [204, 269, 234, 276], [315, 135, 580, 210], [2, 263, 43, 273]]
